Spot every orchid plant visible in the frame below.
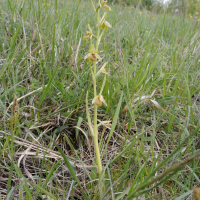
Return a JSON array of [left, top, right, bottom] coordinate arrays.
[[84, 0, 111, 179]]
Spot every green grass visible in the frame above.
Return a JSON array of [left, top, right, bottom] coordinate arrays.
[[0, 0, 200, 199]]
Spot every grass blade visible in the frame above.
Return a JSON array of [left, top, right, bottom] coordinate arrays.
[[102, 92, 123, 157]]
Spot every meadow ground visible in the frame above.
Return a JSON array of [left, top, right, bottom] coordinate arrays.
[[0, 0, 200, 199]]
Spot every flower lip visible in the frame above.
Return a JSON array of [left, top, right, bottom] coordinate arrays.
[[100, 21, 112, 29], [90, 54, 97, 62], [84, 44, 102, 62]]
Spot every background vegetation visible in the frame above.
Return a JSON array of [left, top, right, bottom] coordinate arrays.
[[0, 0, 200, 199]]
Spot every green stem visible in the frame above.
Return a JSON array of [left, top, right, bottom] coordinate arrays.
[[95, 2, 102, 174], [94, 104, 102, 173], [93, 62, 102, 174]]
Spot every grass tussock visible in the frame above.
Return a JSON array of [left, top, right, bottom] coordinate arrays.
[[0, 0, 200, 199]]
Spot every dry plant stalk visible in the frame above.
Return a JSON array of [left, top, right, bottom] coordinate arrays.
[[193, 187, 200, 200]]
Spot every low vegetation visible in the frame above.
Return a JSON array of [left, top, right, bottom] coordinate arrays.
[[0, 0, 200, 199]]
